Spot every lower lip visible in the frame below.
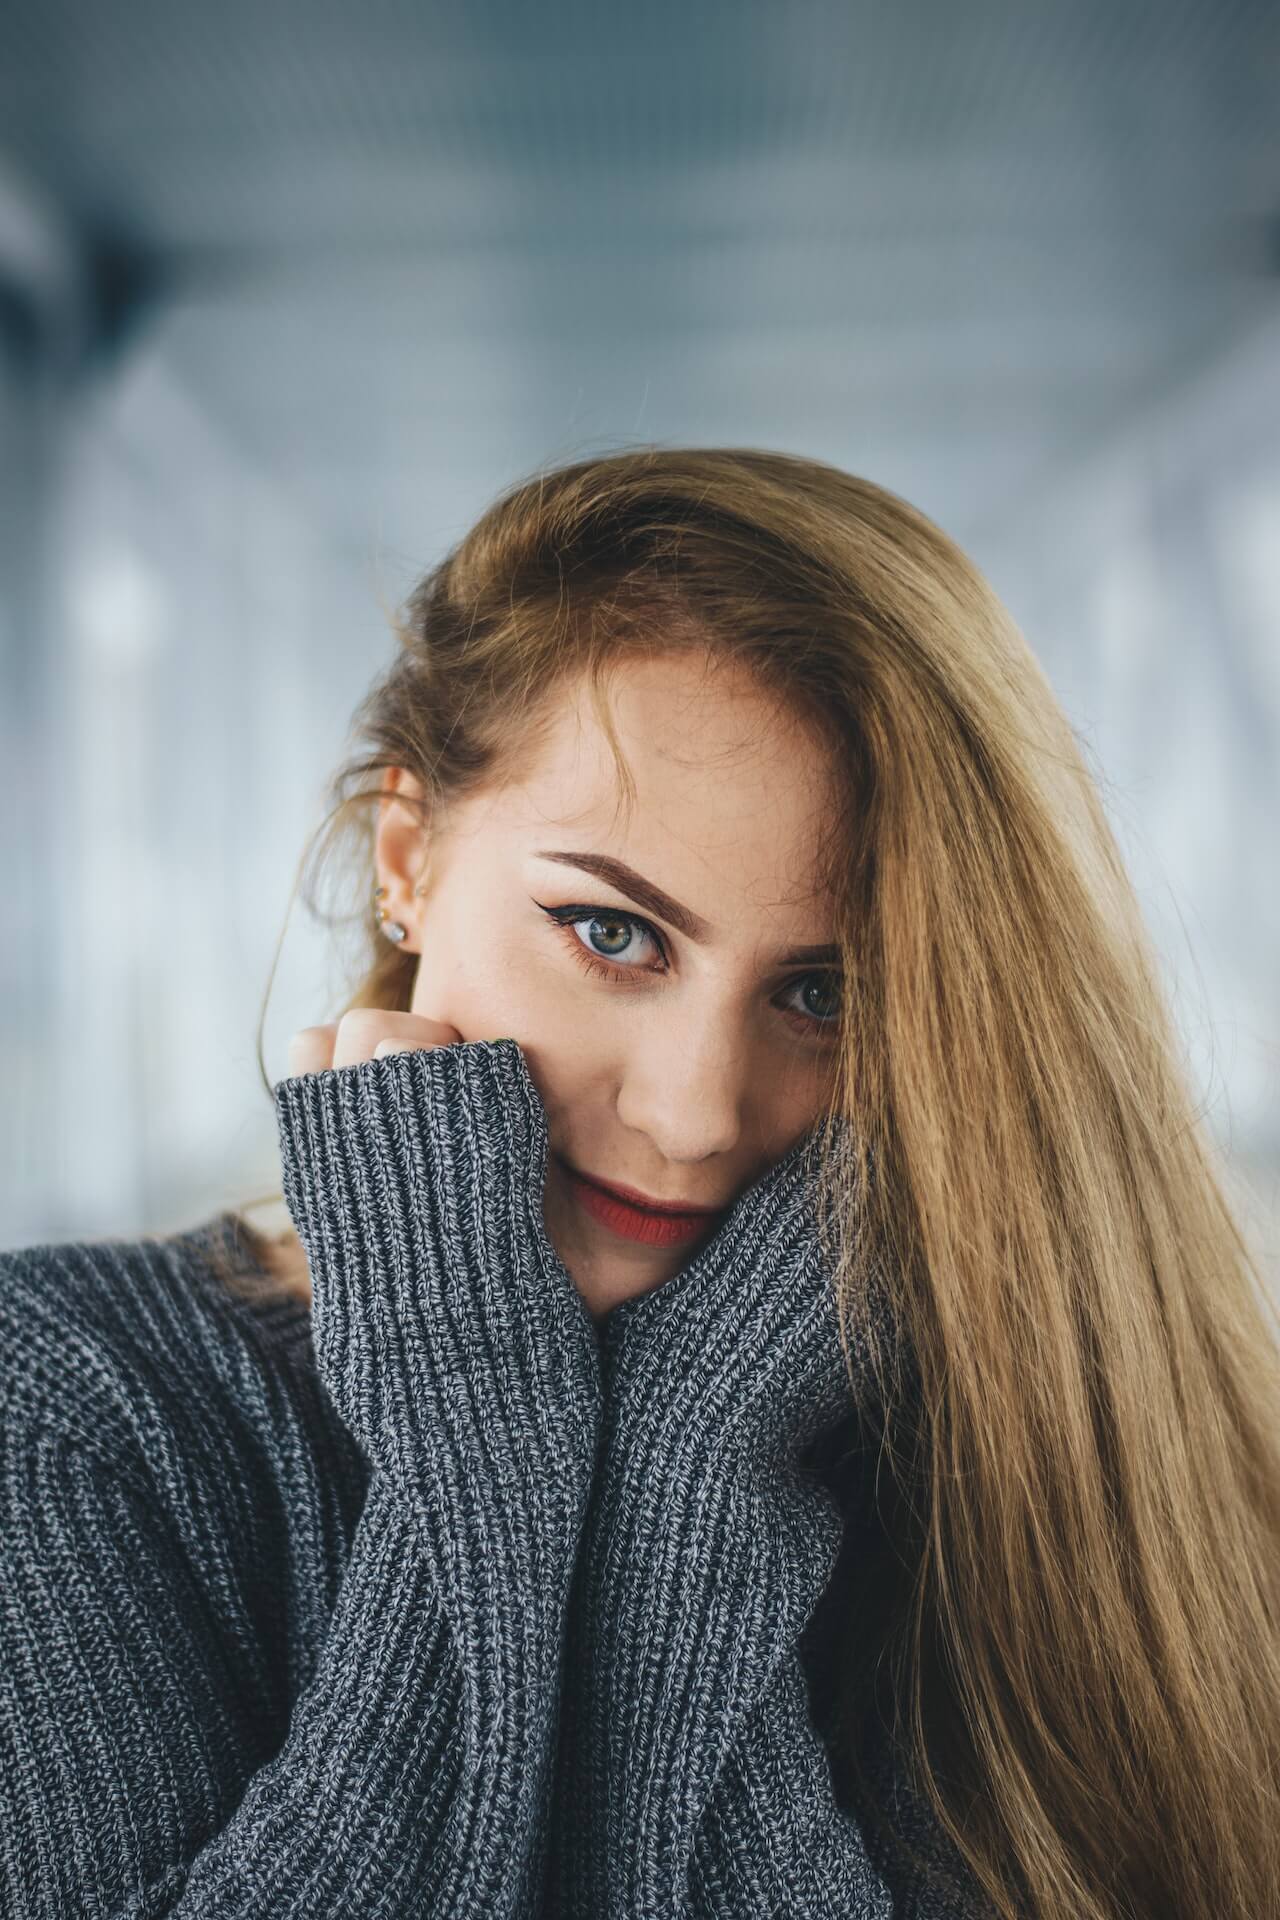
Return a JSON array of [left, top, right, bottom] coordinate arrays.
[[563, 1167, 722, 1247]]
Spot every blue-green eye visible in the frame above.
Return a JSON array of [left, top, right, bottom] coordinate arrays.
[[533, 900, 843, 1040]]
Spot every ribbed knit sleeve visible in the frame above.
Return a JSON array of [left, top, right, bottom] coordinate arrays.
[[545, 1123, 991, 1919], [271, 1039, 603, 1784], [0, 1038, 602, 1919], [685, 1652, 991, 1917]]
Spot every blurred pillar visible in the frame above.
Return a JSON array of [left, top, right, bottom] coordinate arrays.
[[0, 297, 61, 1241]]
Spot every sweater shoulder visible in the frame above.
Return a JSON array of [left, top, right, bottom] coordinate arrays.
[[0, 1213, 348, 1504]]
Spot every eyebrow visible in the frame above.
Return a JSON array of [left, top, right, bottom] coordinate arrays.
[[532, 849, 841, 968]]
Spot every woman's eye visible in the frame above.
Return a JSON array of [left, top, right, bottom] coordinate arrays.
[[532, 899, 842, 1039], [795, 974, 842, 1023], [561, 907, 655, 967]]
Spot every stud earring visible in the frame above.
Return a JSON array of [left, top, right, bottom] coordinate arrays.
[[372, 883, 408, 945]]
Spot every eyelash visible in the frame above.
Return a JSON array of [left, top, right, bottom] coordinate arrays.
[[533, 900, 843, 1041]]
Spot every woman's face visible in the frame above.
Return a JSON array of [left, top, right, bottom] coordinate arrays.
[[374, 650, 844, 1321]]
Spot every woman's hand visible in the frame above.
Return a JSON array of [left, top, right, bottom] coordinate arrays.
[[286, 1006, 464, 1078]]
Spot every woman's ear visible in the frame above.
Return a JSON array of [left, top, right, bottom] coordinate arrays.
[[374, 767, 434, 925]]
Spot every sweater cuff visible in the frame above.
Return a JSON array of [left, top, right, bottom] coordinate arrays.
[[271, 1035, 598, 1480], [272, 1037, 602, 1722]]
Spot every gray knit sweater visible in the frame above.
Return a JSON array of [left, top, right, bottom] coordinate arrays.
[[0, 1038, 994, 1917]]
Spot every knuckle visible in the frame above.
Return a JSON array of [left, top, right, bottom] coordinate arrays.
[[333, 1006, 405, 1068], [286, 1025, 335, 1076], [336, 1008, 385, 1038]]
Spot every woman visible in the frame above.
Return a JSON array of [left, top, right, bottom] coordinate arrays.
[[2, 447, 1276, 1919]]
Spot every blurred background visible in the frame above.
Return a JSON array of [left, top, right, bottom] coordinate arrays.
[[1, 0, 1277, 1275]]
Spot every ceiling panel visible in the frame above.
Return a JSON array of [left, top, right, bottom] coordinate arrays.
[[1, 0, 1275, 553]]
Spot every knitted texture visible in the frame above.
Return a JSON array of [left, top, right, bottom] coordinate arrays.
[[1, 1039, 601, 1918], [542, 1118, 992, 1919], [1, 1037, 996, 1918]]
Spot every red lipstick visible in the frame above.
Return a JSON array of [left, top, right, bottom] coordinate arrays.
[[559, 1159, 725, 1248]]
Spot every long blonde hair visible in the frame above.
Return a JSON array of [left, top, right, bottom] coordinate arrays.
[[223, 446, 1280, 1918]]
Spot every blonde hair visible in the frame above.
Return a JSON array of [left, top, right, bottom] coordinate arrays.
[[221, 446, 1280, 1917]]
